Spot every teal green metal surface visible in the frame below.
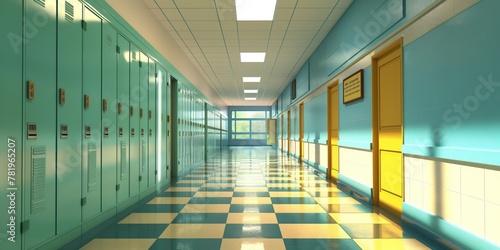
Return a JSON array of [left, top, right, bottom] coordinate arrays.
[[148, 60, 157, 187], [170, 77, 179, 178], [129, 44, 140, 196], [57, 0, 83, 234], [23, 0, 57, 248], [0, 0, 22, 249], [159, 67, 169, 182], [82, 7, 102, 221], [139, 52, 149, 190], [101, 22, 117, 211], [116, 34, 130, 203]]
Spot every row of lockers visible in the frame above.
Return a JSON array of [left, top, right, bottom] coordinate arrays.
[[0, 0, 227, 249]]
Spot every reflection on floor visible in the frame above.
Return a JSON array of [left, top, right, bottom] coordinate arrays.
[[79, 147, 448, 250]]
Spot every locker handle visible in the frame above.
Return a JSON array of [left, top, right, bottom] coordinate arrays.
[[27, 81, 35, 100]]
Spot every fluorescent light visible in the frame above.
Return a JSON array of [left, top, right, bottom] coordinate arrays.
[[243, 77, 261, 82], [244, 89, 258, 94], [240, 52, 266, 62], [236, 0, 277, 21], [245, 97, 257, 101]]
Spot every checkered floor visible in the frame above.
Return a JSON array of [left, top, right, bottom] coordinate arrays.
[[80, 147, 437, 250]]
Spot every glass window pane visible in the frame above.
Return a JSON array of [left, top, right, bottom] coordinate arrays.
[[235, 111, 266, 119], [252, 120, 266, 132], [236, 134, 250, 139], [251, 134, 267, 139], [235, 120, 250, 132]]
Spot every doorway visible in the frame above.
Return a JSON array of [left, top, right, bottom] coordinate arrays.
[[327, 80, 339, 181]]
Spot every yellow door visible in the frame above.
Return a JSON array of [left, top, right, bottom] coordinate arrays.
[[328, 80, 339, 181], [372, 38, 404, 217], [287, 110, 291, 156], [281, 114, 284, 151], [299, 103, 304, 161]]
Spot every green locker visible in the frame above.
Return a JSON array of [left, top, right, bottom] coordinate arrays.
[[56, 0, 83, 233], [101, 23, 118, 211], [129, 45, 140, 196], [148, 60, 157, 187], [170, 77, 179, 178], [139, 52, 149, 191], [23, 0, 57, 248], [0, 0, 22, 249], [82, 7, 102, 221], [116, 34, 130, 203], [160, 68, 169, 182]]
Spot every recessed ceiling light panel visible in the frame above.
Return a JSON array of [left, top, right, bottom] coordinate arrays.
[[245, 97, 257, 101], [240, 52, 266, 62], [244, 89, 259, 94], [243, 77, 261, 82], [236, 0, 277, 21]]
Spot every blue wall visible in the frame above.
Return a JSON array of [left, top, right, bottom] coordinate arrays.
[[304, 93, 328, 143], [339, 66, 373, 150], [403, 0, 500, 166]]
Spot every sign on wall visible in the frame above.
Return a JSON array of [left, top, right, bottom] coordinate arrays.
[[343, 69, 364, 104]]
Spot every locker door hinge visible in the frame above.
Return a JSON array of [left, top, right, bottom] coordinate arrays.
[[116, 45, 121, 54], [81, 197, 87, 206], [82, 20, 87, 31], [20, 220, 30, 233], [116, 184, 120, 191]]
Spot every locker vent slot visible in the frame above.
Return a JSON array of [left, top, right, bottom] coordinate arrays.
[[65, 1, 74, 23], [31, 146, 46, 214], [106, 35, 113, 48], [34, 0, 45, 8], [87, 143, 97, 192], [141, 140, 147, 174], [120, 142, 127, 180]]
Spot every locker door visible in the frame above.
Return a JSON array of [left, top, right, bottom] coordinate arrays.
[[23, 0, 57, 248], [148, 60, 157, 187], [116, 34, 130, 202], [139, 52, 149, 191], [56, 0, 83, 233], [0, 1, 22, 249], [170, 77, 179, 179], [165, 72, 171, 181], [129, 45, 140, 196], [101, 23, 117, 210], [82, 7, 102, 221], [160, 67, 169, 182]]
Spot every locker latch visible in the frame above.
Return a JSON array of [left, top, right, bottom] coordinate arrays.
[[118, 103, 122, 114], [119, 127, 123, 137], [84, 95, 90, 109], [85, 126, 91, 138], [140, 108, 144, 118], [27, 81, 35, 100], [131, 128, 135, 137], [141, 129, 144, 137], [60, 124, 69, 139], [81, 197, 87, 206], [27, 123, 37, 140], [59, 88, 66, 105], [103, 99, 108, 112], [130, 106, 134, 116], [149, 110, 152, 120], [104, 127, 109, 138], [20, 220, 30, 233], [149, 129, 152, 137]]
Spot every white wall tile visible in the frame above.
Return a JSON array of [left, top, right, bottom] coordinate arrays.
[[439, 162, 461, 193], [485, 202, 500, 246], [485, 168, 500, 205], [409, 179, 423, 208], [421, 158, 437, 186], [339, 147, 373, 188], [461, 195, 485, 238], [440, 190, 461, 226], [422, 182, 438, 215], [461, 165, 485, 200], [319, 144, 328, 167], [404, 156, 423, 181]]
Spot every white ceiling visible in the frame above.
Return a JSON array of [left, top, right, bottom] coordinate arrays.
[[108, 0, 353, 107]]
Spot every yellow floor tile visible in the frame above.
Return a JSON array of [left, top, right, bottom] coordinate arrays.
[[208, 177, 238, 181], [118, 213, 177, 224], [226, 213, 278, 224], [80, 239, 156, 250], [234, 187, 269, 192], [237, 180, 266, 184], [273, 204, 326, 213], [279, 224, 350, 238], [147, 197, 191, 204], [194, 191, 234, 198], [354, 239, 431, 250], [265, 177, 294, 181], [203, 183, 236, 187], [266, 183, 302, 188], [269, 192, 312, 197], [231, 197, 272, 204], [221, 239, 286, 250], [329, 213, 391, 224], [176, 179, 207, 184], [314, 197, 360, 205], [159, 224, 225, 238], [165, 187, 200, 192], [180, 204, 230, 213]]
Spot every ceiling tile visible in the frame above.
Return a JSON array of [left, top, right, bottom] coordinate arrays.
[[161, 8, 183, 20], [222, 31, 238, 39], [144, 0, 158, 8], [296, 0, 337, 8], [274, 9, 294, 20], [193, 30, 224, 40], [239, 40, 268, 47], [238, 31, 270, 40], [282, 39, 312, 47], [173, 0, 215, 8], [288, 20, 324, 30], [271, 21, 290, 30], [179, 9, 219, 21], [160, 21, 174, 30], [186, 21, 220, 30], [201, 46, 227, 53], [292, 8, 332, 21], [154, 0, 175, 8], [150, 9, 167, 20], [276, 0, 297, 9], [284, 30, 318, 39], [169, 20, 189, 30], [220, 21, 237, 30], [237, 22, 272, 31], [177, 30, 195, 40]]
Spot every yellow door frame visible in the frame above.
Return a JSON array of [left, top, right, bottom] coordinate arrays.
[[299, 103, 304, 161], [372, 37, 404, 216], [327, 79, 339, 181], [287, 109, 291, 156]]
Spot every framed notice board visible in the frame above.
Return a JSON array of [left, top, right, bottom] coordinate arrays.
[[343, 69, 364, 104]]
